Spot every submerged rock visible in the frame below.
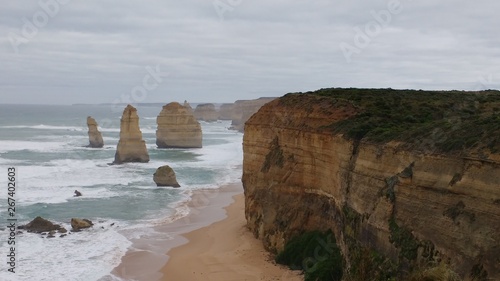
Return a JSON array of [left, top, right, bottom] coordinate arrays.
[[113, 104, 150, 164], [156, 102, 202, 148], [87, 116, 104, 148], [153, 165, 180, 187]]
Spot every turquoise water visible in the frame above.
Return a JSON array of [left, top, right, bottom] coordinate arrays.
[[0, 104, 243, 281]]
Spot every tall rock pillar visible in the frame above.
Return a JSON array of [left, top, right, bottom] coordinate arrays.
[[114, 105, 150, 164]]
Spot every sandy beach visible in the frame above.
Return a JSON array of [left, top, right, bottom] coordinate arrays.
[[161, 192, 301, 281], [112, 183, 300, 281]]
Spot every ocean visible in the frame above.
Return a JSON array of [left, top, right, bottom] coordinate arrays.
[[0, 104, 243, 281]]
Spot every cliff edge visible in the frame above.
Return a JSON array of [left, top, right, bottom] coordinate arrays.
[[242, 88, 500, 280]]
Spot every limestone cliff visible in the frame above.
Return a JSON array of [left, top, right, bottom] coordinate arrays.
[[193, 103, 218, 122], [86, 116, 104, 148], [156, 102, 202, 148], [242, 89, 500, 280], [114, 105, 149, 164], [229, 97, 276, 132]]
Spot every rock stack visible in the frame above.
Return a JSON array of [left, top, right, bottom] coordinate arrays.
[[193, 103, 218, 122], [183, 100, 193, 114], [153, 165, 180, 187], [113, 105, 150, 164], [156, 102, 202, 148], [86, 116, 104, 148], [229, 97, 276, 132]]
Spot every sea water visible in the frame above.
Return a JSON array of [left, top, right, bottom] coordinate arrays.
[[0, 104, 243, 281]]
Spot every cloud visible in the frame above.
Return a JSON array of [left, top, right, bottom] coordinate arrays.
[[1, 0, 499, 104]]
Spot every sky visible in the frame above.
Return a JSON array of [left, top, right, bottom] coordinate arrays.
[[1, 0, 500, 105]]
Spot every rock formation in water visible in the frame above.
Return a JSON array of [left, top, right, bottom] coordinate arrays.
[[229, 97, 276, 132], [242, 88, 500, 280], [193, 103, 218, 122], [183, 100, 193, 114], [113, 104, 150, 164], [18, 217, 64, 233], [156, 102, 202, 148], [87, 116, 104, 148], [218, 103, 238, 120], [153, 165, 180, 187], [71, 218, 93, 231]]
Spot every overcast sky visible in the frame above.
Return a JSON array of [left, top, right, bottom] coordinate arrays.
[[1, 0, 499, 104]]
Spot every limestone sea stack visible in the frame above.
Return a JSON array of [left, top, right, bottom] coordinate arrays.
[[156, 102, 202, 148], [193, 103, 218, 122], [183, 100, 193, 114], [113, 105, 150, 164], [153, 165, 180, 187], [229, 97, 276, 132], [86, 116, 104, 148]]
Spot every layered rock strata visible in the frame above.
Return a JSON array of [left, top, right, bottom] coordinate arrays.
[[114, 105, 150, 164], [156, 102, 202, 148], [87, 116, 104, 148], [242, 90, 500, 279], [193, 103, 218, 122]]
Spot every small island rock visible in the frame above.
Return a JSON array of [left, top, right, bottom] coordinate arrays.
[[71, 218, 93, 231], [18, 217, 63, 233], [153, 165, 180, 187]]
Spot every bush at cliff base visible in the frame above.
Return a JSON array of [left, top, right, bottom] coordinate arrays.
[[275, 230, 343, 281]]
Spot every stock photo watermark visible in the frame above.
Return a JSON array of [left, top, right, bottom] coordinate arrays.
[[110, 64, 169, 114], [8, 0, 71, 53], [475, 73, 497, 91], [213, 0, 243, 20], [339, 0, 408, 63]]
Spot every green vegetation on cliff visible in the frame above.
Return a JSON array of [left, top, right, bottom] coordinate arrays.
[[276, 230, 344, 281], [283, 88, 500, 154]]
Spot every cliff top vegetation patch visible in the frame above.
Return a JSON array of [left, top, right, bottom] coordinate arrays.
[[284, 88, 500, 154]]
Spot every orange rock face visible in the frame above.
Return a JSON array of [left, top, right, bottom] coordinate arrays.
[[242, 94, 500, 279], [156, 102, 202, 148]]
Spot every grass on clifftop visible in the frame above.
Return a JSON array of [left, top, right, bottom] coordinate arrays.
[[283, 88, 500, 154]]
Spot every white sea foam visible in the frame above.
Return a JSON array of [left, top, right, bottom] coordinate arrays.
[[0, 109, 243, 280], [0, 221, 132, 281], [0, 140, 70, 153]]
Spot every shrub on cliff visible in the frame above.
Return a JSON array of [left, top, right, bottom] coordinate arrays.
[[275, 230, 343, 281]]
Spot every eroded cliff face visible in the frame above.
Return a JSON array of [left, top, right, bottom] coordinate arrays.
[[242, 94, 500, 280]]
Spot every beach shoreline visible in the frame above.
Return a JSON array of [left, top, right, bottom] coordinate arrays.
[[111, 183, 246, 281], [160, 191, 302, 281], [111, 182, 300, 281]]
